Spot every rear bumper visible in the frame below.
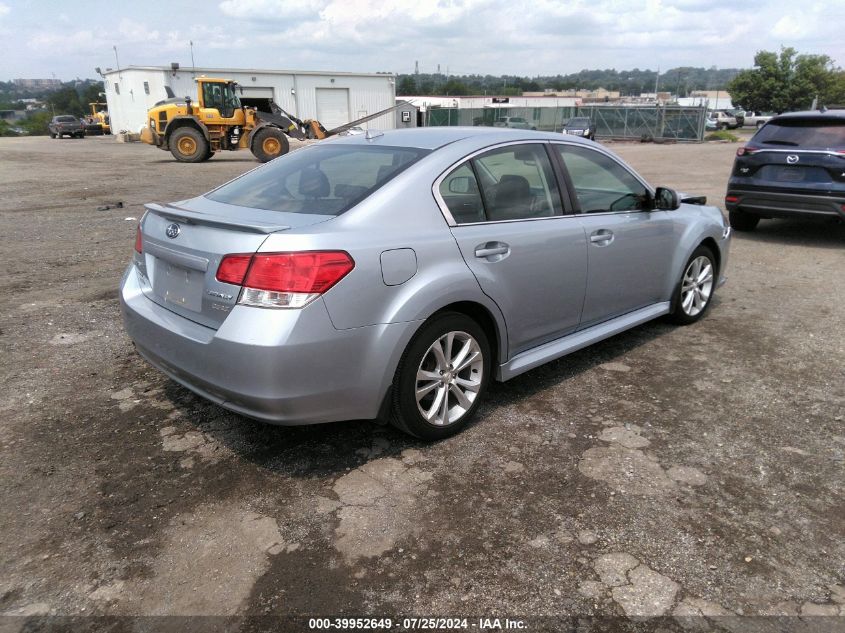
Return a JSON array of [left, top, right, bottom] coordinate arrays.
[[119, 265, 416, 425], [726, 187, 845, 220]]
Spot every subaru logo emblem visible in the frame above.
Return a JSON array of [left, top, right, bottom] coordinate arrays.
[[165, 223, 181, 239], [786, 155, 799, 164]]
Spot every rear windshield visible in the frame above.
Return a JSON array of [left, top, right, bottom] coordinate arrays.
[[753, 118, 845, 148], [206, 144, 429, 215], [56, 116, 77, 122]]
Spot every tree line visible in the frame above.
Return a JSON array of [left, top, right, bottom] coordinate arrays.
[[398, 48, 845, 114], [397, 67, 742, 97]]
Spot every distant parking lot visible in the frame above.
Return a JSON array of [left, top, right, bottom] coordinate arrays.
[[0, 134, 843, 627]]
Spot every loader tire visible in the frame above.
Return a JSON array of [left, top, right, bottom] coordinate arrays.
[[169, 127, 208, 163], [252, 127, 289, 163]]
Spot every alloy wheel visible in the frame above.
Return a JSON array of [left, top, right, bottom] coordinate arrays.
[[415, 331, 483, 426], [680, 256, 713, 316]]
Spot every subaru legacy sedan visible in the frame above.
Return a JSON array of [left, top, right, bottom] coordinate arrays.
[[121, 128, 730, 440]]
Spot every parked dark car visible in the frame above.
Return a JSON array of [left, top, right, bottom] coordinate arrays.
[[563, 117, 596, 140], [725, 109, 845, 231], [49, 115, 85, 139]]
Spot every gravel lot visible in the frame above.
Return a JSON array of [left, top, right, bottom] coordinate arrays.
[[0, 134, 843, 630]]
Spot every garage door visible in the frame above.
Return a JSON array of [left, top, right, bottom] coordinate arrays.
[[316, 88, 350, 129], [240, 86, 274, 99]]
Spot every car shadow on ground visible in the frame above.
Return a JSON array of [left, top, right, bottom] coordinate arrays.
[[734, 218, 845, 248], [162, 313, 678, 479], [146, 158, 257, 165]]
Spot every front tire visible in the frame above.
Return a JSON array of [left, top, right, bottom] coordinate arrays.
[[169, 127, 208, 163], [251, 127, 289, 163], [390, 312, 491, 440], [669, 246, 716, 325], [729, 209, 759, 232]]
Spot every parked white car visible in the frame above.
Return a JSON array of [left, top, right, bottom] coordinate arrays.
[[492, 116, 537, 130]]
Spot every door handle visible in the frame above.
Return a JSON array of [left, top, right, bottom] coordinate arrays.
[[589, 229, 614, 245], [474, 242, 510, 260]]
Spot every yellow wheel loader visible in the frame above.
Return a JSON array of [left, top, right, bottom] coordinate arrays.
[[140, 77, 408, 163], [86, 102, 110, 135]]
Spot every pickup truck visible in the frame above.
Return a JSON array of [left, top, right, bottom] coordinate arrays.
[[738, 111, 773, 128], [706, 111, 739, 130], [48, 115, 85, 139]]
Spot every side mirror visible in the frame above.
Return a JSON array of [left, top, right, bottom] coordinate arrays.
[[654, 187, 680, 210], [448, 176, 475, 194]]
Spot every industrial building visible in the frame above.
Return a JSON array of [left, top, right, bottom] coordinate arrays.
[[101, 65, 397, 134]]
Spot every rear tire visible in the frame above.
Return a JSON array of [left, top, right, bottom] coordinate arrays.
[[729, 209, 759, 232], [169, 127, 208, 163], [669, 245, 716, 325], [50, 132, 56, 139], [390, 312, 491, 440], [251, 127, 289, 163]]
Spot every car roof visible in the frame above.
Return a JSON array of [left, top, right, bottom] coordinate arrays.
[[770, 109, 845, 123], [326, 127, 590, 151]]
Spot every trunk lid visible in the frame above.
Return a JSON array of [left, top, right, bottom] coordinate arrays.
[[135, 196, 333, 329]]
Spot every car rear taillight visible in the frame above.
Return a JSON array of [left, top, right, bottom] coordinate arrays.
[[736, 146, 757, 156], [134, 224, 143, 253], [216, 254, 252, 285], [725, 195, 739, 204], [216, 251, 354, 309]]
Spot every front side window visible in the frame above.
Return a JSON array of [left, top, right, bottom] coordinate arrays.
[[556, 145, 648, 213], [207, 144, 428, 215]]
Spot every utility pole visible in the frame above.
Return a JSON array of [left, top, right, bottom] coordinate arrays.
[[190, 41, 196, 75], [653, 66, 659, 98]]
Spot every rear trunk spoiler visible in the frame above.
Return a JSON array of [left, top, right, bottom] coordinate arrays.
[[145, 203, 290, 234]]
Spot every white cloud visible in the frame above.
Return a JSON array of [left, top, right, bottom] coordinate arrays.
[[4, 0, 844, 79]]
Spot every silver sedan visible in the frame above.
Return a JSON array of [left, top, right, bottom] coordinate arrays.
[[120, 127, 730, 439]]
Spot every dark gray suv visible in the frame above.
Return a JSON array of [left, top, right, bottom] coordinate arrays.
[[725, 109, 845, 231]]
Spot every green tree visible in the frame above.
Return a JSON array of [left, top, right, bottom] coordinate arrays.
[[20, 111, 52, 136], [81, 81, 106, 107], [47, 88, 85, 117], [0, 119, 19, 136], [441, 79, 469, 95], [728, 47, 842, 112], [397, 76, 417, 95]]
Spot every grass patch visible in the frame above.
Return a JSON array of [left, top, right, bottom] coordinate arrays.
[[705, 130, 741, 142]]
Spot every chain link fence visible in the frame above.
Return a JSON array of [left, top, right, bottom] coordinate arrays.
[[423, 105, 707, 140]]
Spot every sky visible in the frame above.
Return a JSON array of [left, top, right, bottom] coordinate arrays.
[[1, 0, 844, 80]]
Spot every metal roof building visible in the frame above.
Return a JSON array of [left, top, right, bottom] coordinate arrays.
[[101, 65, 397, 134]]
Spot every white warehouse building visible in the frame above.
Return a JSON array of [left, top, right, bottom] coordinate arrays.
[[101, 65, 397, 134]]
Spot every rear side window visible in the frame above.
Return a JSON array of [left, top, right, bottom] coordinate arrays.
[[439, 144, 563, 223], [207, 144, 428, 215], [753, 118, 845, 148]]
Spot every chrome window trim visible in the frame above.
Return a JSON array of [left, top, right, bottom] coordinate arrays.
[[432, 140, 570, 227]]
